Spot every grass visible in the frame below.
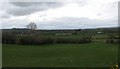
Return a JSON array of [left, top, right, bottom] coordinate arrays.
[[2, 42, 118, 67]]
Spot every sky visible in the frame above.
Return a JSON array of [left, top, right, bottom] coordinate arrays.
[[0, 0, 119, 29]]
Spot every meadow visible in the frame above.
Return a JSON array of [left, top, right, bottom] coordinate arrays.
[[2, 42, 118, 67], [2, 28, 119, 67]]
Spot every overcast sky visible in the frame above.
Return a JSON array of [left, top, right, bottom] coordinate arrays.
[[0, 0, 119, 29]]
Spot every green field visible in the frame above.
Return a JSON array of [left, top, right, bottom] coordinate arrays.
[[2, 42, 118, 67]]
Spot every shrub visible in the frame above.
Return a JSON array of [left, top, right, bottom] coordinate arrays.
[[18, 35, 35, 45], [106, 35, 120, 44], [53, 36, 92, 44], [2, 33, 92, 45], [18, 35, 53, 45], [2, 33, 16, 44]]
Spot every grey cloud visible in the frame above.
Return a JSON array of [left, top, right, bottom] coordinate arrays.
[[10, 2, 39, 7], [54, 17, 97, 24], [10, 2, 62, 7], [7, 2, 64, 16], [1, 15, 10, 18], [36, 17, 118, 29], [0, 11, 11, 19], [2, 17, 117, 29], [7, 6, 41, 16], [118, 1, 120, 27]]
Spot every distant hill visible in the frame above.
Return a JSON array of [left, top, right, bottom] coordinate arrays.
[[1, 27, 119, 34]]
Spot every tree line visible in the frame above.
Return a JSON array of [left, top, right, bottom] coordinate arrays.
[[2, 22, 119, 45], [2, 33, 92, 45]]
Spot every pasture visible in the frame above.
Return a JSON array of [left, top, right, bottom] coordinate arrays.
[[2, 42, 118, 67]]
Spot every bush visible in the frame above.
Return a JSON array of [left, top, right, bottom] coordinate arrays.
[[106, 35, 120, 44], [2, 33, 92, 45], [18, 35, 53, 45], [34, 36, 53, 44], [2, 33, 16, 44], [18, 35, 35, 45], [53, 36, 92, 44]]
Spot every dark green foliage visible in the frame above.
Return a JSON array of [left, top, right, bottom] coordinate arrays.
[[19, 35, 35, 45], [2, 27, 118, 45], [2, 33, 16, 44], [17, 35, 92, 45], [18, 35, 53, 45], [106, 35, 120, 44], [2, 32, 92, 45]]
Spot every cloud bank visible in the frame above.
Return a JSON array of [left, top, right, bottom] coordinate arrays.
[[1, 0, 119, 29]]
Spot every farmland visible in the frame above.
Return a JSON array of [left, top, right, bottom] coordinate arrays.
[[2, 27, 119, 67], [3, 42, 118, 67]]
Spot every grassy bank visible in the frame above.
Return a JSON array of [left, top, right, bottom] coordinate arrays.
[[2, 42, 118, 67]]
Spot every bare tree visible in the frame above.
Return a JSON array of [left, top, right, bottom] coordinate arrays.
[[27, 22, 37, 30], [27, 22, 37, 35]]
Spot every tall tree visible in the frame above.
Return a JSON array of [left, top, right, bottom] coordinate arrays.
[[27, 22, 37, 30], [27, 22, 37, 34]]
